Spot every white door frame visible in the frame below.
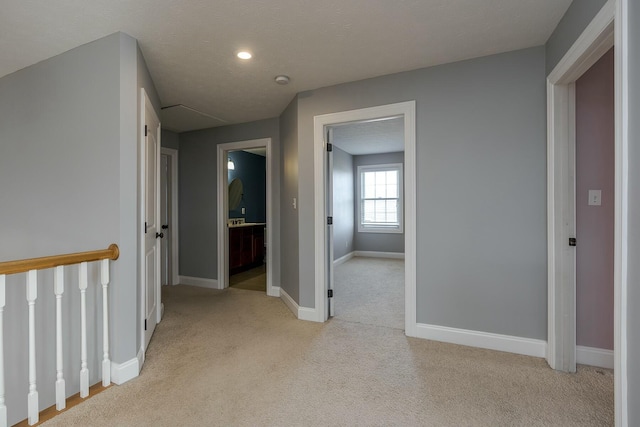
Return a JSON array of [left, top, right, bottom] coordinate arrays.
[[161, 147, 180, 286], [313, 101, 417, 336], [139, 88, 162, 358], [547, 0, 627, 422], [216, 138, 277, 296]]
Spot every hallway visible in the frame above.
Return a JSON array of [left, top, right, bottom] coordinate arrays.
[[42, 285, 613, 426]]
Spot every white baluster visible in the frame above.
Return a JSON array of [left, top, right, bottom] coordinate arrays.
[[54, 266, 66, 410], [27, 270, 39, 425], [0, 275, 6, 427], [79, 262, 89, 398], [100, 259, 111, 386]]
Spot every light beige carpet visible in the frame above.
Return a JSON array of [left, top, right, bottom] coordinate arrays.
[[333, 257, 404, 329], [43, 285, 613, 427]]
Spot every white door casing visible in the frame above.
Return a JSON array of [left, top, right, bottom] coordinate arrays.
[[547, 0, 628, 424], [216, 138, 277, 297], [313, 101, 416, 334], [141, 89, 161, 351], [546, 0, 614, 372]]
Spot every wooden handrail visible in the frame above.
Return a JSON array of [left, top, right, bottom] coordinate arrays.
[[0, 244, 119, 275]]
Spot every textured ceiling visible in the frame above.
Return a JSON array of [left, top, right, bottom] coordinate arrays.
[[331, 118, 404, 156], [0, 0, 572, 132]]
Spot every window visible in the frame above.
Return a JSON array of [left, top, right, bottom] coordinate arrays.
[[357, 163, 403, 233]]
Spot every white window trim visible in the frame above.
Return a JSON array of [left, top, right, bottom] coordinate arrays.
[[357, 163, 403, 234]]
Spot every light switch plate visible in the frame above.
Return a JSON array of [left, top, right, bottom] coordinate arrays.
[[588, 190, 602, 206]]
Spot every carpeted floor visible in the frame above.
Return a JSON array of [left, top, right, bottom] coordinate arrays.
[[42, 285, 614, 427], [333, 257, 404, 329], [229, 264, 266, 292]]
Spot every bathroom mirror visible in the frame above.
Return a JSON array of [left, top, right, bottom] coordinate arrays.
[[229, 178, 243, 210]]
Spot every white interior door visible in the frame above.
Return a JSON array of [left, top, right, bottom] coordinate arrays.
[[160, 153, 171, 286], [326, 127, 335, 317], [144, 97, 161, 349]]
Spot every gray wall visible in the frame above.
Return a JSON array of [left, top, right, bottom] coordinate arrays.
[[627, 0, 640, 423], [332, 146, 354, 260], [545, 0, 608, 74], [178, 118, 280, 287], [353, 152, 405, 254], [295, 47, 547, 339], [162, 129, 180, 149], [0, 32, 145, 425], [279, 97, 300, 301]]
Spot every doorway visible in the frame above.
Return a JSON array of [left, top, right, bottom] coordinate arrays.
[[546, 2, 616, 374], [313, 101, 417, 335], [160, 147, 179, 288], [575, 48, 615, 369], [227, 148, 267, 291], [216, 138, 277, 297], [327, 118, 406, 329]]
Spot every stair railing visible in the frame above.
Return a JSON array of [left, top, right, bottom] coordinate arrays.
[[0, 244, 119, 426]]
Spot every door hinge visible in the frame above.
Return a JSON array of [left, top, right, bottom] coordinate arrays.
[[326, 143, 333, 152], [569, 237, 577, 247], [327, 216, 333, 225], [328, 289, 333, 298], [145, 221, 148, 234], [145, 125, 148, 136], [144, 319, 147, 330]]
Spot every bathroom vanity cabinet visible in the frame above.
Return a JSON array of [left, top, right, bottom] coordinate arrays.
[[229, 223, 265, 274]]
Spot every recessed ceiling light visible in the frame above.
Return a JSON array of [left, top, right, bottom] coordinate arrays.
[[237, 51, 252, 60]]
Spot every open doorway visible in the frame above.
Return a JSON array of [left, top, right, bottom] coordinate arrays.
[[160, 147, 179, 288], [575, 48, 615, 369], [328, 117, 405, 330], [216, 138, 277, 297], [313, 101, 417, 335], [227, 148, 267, 291], [546, 2, 616, 374]]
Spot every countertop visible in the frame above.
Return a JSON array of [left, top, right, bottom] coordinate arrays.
[[228, 222, 266, 228]]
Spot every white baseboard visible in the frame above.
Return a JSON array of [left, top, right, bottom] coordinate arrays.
[[179, 275, 220, 289], [111, 352, 141, 385], [415, 323, 547, 358], [279, 287, 299, 317], [298, 306, 318, 322], [280, 287, 321, 322], [576, 345, 614, 369], [334, 251, 355, 266], [354, 251, 405, 259], [137, 345, 144, 367], [267, 286, 281, 297]]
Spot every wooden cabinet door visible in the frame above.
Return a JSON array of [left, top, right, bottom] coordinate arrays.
[[229, 228, 243, 269], [253, 228, 265, 263], [241, 232, 253, 265]]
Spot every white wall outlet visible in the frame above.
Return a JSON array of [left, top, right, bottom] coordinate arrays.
[[241, 207, 246, 214], [588, 190, 602, 206], [292, 197, 297, 210]]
